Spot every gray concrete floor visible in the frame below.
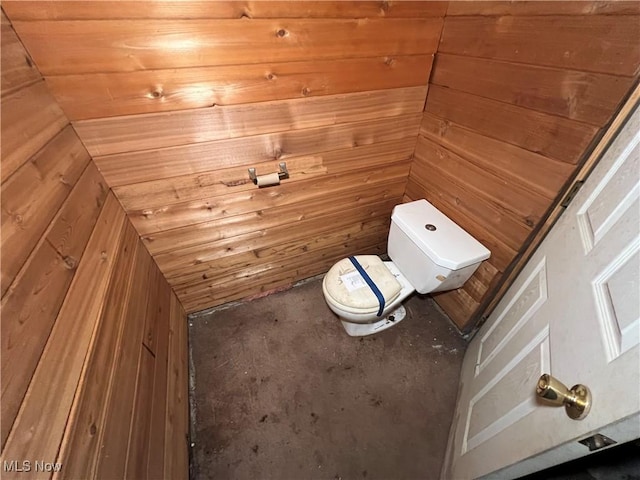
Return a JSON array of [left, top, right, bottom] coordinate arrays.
[[189, 277, 467, 480]]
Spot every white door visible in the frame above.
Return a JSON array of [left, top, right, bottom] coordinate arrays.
[[443, 106, 640, 480]]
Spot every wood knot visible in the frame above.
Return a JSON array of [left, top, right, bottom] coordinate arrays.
[[525, 218, 535, 227], [63, 256, 78, 270], [274, 148, 283, 159], [24, 55, 33, 68], [89, 423, 97, 436], [12, 214, 23, 225], [100, 251, 108, 260], [276, 28, 288, 37], [149, 88, 163, 99], [202, 273, 208, 280], [301, 87, 311, 96], [267, 73, 276, 81], [384, 57, 396, 66]]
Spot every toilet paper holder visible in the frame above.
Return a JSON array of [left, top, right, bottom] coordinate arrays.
[[248, 162, 289, 186]]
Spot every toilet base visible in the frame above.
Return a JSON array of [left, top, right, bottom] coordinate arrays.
[[340, 305, 407, 337]]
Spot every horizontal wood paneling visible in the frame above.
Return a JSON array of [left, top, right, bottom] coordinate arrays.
[[49, 56, 432, 120], [1, 12, 40, 97], [1, 80, 67, 181], [439, 15, 640, 76], [160, 200, 397, 280], [425, 85, 598, 164], [13, 18, 443, 75], [143, 181, 405, 256], [181, 232, 387, 312], [414, 7, 640, 329], [4, 1, 448, 20], [447, 1, 640, 16], [414, 136, 545, 236], [431, 53, 633, 126], [419, 114, 574, 200], [76, 86, 426, 158], [3, 3, 445, 313], [128, 162, 410, 235]]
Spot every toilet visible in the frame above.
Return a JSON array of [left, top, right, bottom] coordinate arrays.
[[322, 199, 491, 336]]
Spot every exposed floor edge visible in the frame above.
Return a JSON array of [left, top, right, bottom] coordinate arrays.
[[187, 272, 326, 320]]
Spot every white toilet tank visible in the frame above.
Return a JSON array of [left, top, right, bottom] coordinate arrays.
[[387, 200, 491, 294]]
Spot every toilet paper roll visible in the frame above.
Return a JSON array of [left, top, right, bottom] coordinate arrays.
[[256, 172, 281, 187]]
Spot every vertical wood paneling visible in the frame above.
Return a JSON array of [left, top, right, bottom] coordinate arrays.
[[1, 12, 40, 96], [1, 194, 126, 468], [164, 295, 189, 478], [1, 126, 91, 295], [1, 24, 189, 477], [0, 81, 67, 182], [96, 239, 152, 479], [0, 163, 107, 448]]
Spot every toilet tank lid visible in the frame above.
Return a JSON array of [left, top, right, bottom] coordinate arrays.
[[391, 200, 491, 270]]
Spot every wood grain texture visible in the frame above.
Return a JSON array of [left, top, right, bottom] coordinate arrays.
[[146, 290, 171, 479], [128, 163, 410, 235], [75, 86, 426, 158], [1, 13, 40, 97], [97, 113, 420, 189], [1, 193, 126, 471], [143, 180, 406, 256], [49, 56, 433, 120], [124, 347, 155, 480], [180, 232, 387, 312], [13, 18, 443, 75], [1, 126, 91, 295], [419, 113, 574, 200], [431, 53, 633, 126], [56, 220, 138, 480], [414, 136, 548, 225], [439, 15, 640, 76], [159, 201, 397, 281], [0, 163, 107, 448], [447, 1, 640, 16], [4, 1, 448, 20], [163, 295, 189, 479], [96, 242, 152, 480], [1, 80, 68, 182], [425, 85, 598, 164]]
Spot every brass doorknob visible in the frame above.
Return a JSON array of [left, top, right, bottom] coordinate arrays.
[[536, 374, 592, 420]]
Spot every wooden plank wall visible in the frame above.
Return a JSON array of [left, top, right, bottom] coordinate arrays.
[[0, 13, 189, 479], [407, 1, 640, 329], [4, 1, 447, 313]]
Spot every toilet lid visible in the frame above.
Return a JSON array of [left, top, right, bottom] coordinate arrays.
[[323, 255, 402, 313]]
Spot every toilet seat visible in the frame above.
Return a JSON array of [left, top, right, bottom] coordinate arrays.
[[323, 255, 402, 315]]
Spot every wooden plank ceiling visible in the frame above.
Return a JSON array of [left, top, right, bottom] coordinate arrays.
[[4, 1, 443, 313], [4, 1, 639, 327]]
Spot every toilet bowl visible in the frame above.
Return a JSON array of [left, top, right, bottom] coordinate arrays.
[[322, 257, 414, 336], [322, 199, 490, 336]]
